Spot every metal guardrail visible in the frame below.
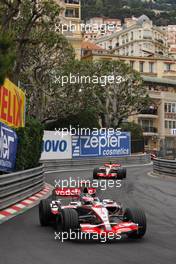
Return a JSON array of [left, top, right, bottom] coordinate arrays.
[[41, 154, 151, 172], [0, 155, 150, 210], [0, 166, 44, 210], [153, 158, 176, 177]]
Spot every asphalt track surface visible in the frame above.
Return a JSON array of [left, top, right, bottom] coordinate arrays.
[[0, 164, 176, 264]]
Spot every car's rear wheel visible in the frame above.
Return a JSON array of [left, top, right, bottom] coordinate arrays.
[[124, 207, 146, 239], [39, 197, 52, 226]]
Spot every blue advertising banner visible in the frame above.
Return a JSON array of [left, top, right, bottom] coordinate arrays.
[[0, 122, 18, 172], [72, 131, 131, 158]]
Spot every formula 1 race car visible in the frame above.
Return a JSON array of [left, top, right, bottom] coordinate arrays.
[[151, 154, 156, 160], [93, 162, 126, 179], [39, 187, 146, 241]]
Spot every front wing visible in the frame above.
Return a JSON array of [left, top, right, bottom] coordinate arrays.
[[80, 221, 138, 237], [96, 172, 120, 178]]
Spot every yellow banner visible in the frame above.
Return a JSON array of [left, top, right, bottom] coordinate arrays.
[[0, 79, 26, 128]]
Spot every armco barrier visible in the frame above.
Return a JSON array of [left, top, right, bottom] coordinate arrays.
[[0, 155, 150, 210], [0, 166, 44, 210], [41, 154, 150, 172], [153, 158, 176, 177]]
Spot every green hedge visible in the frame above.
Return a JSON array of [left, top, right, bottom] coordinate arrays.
[[120, 122, 144, 140], [120, 122, 144, 153], [15, 117, 43, 171], [45, 109, 100, 130]]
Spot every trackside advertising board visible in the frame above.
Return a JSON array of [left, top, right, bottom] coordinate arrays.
[[0, 122, 18, 172], [72, 132, 131, 158], [0, 79, 26, 128], [40, 131, 131, 160], [41, 131, 72, 160]]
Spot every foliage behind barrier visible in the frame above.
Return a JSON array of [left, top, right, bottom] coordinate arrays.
[[15, 117, 43, 171], [120, 122, 144, 153]]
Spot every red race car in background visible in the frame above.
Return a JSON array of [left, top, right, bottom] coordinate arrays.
[[39, 187, 147, 241], [93, 162, 126, 179], [151, 153, 157, 160]]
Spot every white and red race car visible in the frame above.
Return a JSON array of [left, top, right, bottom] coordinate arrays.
[[151, 153, 157, 160], [39, 187, 146, 241], [93, 162, 126, 179]]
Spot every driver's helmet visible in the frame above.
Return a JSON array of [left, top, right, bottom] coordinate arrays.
[[82, 187, 89, 194], [81, 194, 94, 205]]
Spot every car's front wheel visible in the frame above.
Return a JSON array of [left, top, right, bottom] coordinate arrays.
[[57, 208, 80, 232], [39, 197, 52, 226], [117, 167, 126, 179], [123, 207, 146, 239], [93, 168, 99, 179]]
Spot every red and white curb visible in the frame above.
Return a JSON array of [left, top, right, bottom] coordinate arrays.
[[0, 184, 52, 224]]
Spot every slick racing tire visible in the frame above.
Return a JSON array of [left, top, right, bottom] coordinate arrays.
[[93, 168, 99, 179], [61, 208, 79, 232], [117, 168, 127, 179], [124, 207, 146, 239], [39, 197, 52, 226]]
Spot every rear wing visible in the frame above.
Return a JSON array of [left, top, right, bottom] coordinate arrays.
[[104, 163, 121, 167], [54, 187, 96, 197]]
